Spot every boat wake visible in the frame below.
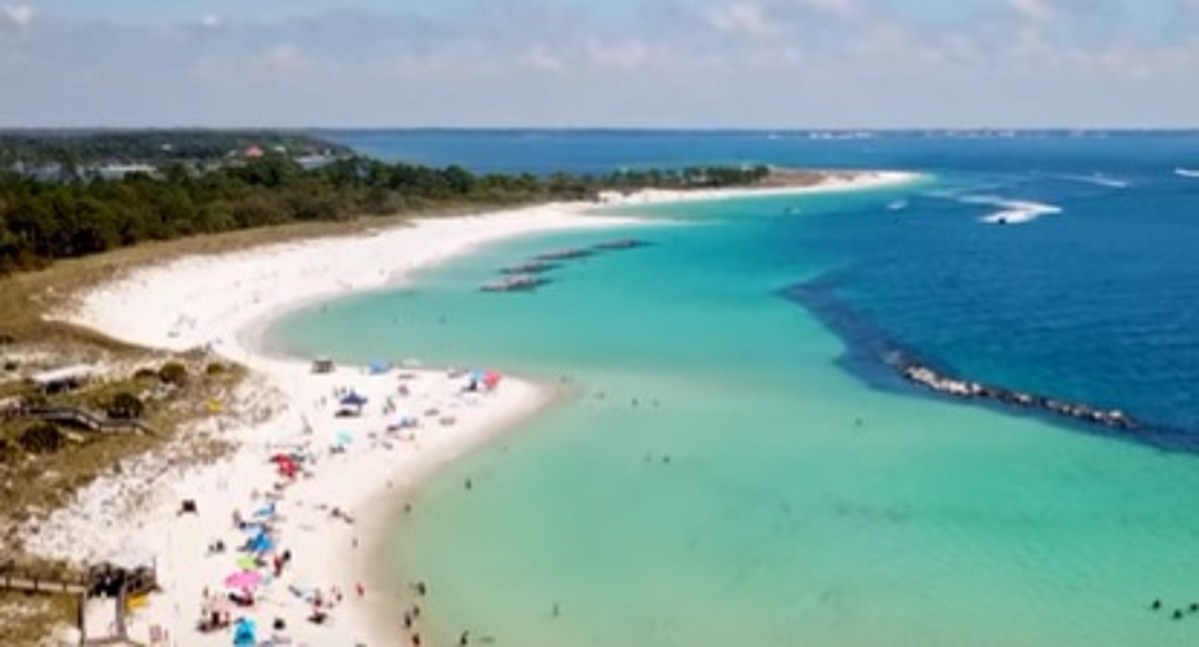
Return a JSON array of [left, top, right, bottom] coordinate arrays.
[[1176, 168, 1199, 179], [958, 195, 1063, 225], [1055, 173, 1129, 189]]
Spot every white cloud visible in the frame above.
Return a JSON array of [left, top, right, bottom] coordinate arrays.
[[796, 0, 865, 19], [252, 44, 312, 75], [518, 43, 567, 72], [707, 3, 774, 38], [2, 3, 35, 29], [199, 14, 224, 31], [1008, 0, 1056, 23], [587, 38, 650, 69]]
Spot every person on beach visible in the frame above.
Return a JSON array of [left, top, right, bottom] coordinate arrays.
[[356, 581, 365, 597], [459, 630, 471, 645]]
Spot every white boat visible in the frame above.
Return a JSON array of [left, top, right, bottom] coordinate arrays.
[[1175, 167, 1199, 179]]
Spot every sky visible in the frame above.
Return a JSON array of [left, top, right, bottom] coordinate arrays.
[[0, 0, 1197, 128]]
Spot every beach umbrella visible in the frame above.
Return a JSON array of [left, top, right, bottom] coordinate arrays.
[[483, 371, 502, 389], [468, 369, 485, 382], [368, 359, 391, 374], [235, 555, 258, 570], [336, 430, 354, 445], [224, 570, 262, 591]]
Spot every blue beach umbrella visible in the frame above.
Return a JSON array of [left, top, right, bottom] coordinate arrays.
[[368, 359, 391, 374]]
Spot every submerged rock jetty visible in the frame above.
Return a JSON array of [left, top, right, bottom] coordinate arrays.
[[480, 274, 548, 293], [483, 237, 651, 293], [533, 247, 595, 261], [499, 261, 559, 275], [593, 237, 650, 251], [896, 358, 1136, 430]]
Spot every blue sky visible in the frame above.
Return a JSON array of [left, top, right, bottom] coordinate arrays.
[[1, 0, 1197, 128]]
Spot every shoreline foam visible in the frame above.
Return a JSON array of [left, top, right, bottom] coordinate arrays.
[[26, 171, 920, 645]]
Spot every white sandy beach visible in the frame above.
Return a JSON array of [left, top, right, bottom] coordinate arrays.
[[22, 171, 917, 646]]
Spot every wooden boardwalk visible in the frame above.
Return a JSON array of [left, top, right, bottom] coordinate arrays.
[[4, 405, 156, 435], [1, 562, 155, 645]]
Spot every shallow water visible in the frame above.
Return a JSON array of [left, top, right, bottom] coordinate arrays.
[[270, 133, 1199, 645]]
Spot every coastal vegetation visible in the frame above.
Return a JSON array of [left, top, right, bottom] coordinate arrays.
[[0, 131, 771, 275], [0, 129, 347, 168]]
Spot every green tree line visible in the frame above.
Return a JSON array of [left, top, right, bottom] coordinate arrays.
[[0, 130, 347, 168], [0, 156, 769, 273]]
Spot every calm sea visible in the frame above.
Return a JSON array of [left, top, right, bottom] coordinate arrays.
[[270, 130, 1199, 645]]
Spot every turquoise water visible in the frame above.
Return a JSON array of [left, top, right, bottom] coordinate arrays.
[[270, 134, 1199, 645]]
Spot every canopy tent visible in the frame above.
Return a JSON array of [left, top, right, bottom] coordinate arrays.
[[246, 531, 274, 554], [224, 570, 262, 591], [339, 392, 368, 407], [233, 617, 257, 647], [252, 502, 276, 520], [311, 356, 335, 374]]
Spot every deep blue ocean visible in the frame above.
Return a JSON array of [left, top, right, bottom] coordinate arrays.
[[324, 130, 1199, 447]]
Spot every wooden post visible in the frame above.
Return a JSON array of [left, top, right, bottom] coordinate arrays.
[[77, 590, 87, 646], [115, 586, 128, 641]]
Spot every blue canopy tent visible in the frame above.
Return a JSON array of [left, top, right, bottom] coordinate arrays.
[[233, 617, 256, 646], [339, 392, 368, 408], [247, 531, 274, 554]]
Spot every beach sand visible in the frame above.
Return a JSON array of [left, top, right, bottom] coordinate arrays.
[[23, 172, 918, 646]]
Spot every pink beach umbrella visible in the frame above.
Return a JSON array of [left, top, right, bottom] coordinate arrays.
[[224, 570, 263, 591]]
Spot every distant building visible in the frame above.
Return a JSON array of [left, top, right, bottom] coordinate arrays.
[[94, 164, 157, 180], [244, 145, 265, 159]]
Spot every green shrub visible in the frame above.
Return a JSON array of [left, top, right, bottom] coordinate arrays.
[[19, 422, 65, 454], [107, 391, 145, 420], [204, 362, 226, 375], [20, 391, 48, 408], [158, 362, 189, 386], [0, 437, 18, 463]]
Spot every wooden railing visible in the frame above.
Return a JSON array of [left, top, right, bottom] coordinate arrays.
[[0, 562, 88, 595]]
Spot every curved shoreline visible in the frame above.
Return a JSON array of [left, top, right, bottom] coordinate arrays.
[[25, 171, 920, 646]]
